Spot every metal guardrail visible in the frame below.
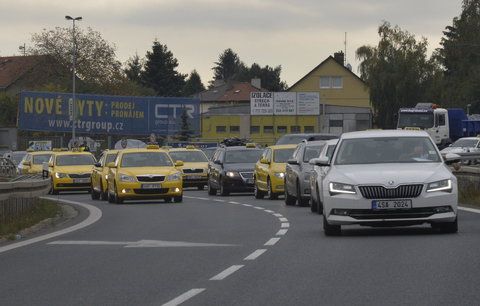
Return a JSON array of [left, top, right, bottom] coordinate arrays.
[[0, 157, 17, 179]]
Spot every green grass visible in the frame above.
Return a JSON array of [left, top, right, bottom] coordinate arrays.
[[0, 199, 61, 239], [459, 185, 480, 208]]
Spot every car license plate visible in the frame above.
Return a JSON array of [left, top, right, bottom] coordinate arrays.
[[186, 175, 202, 180], [142, 184, 161, 189], [73, 178, 90, 183], [372, 199, 412, 210]]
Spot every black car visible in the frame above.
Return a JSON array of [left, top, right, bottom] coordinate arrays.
[[207, 145, 263, 196], [276, 133, 338, 145]]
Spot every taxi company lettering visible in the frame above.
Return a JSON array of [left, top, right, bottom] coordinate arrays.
[[24, 97, 104, 117]]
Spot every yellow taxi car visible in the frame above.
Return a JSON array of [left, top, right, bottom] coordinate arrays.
[[254, 144, 296, 200], [18, 150, 53, 174], [106, 145, 184, 204], [91, 149, 120, 201], [167, 146, 209, 190], [48, 149, 96, 194]]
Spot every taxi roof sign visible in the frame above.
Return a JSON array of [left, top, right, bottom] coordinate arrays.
[[147, 144, 160, 149], [246, 143, 256, 148], [185, 145, 196, 149]]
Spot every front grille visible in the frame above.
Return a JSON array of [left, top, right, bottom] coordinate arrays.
[[183, 169, 203, 174], [133, 188, 169, 194], [336, 207, 445, 220], [359, 184, 423, 199], [240, 172, 253, 179], [69, 173, 90, 178], [58, 183, 90, 188], [136, 175, 165, 182]]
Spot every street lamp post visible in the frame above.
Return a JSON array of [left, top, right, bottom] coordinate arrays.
[[65, 15, 82, 147]]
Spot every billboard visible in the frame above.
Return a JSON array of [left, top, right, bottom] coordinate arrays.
[[274, 92, 296, 115], [250, 92, 274, 115], [297, 92, 320, 115], [18, 91, 200, 136], [251, 92, 320, 115]]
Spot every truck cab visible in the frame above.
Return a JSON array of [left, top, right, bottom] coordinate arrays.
[[397, 103, 450, 147]]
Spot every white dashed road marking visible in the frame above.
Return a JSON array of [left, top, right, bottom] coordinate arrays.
[[229, 201, 240, 204], [162, 288, 206, 306], [276, 229, 288, 236], [213, 199, 225, 202], [273, 213, 283, 217], [279, 217, 288, 222], [210, 265, 245, 281], [244, 249, 267, 261], [254, 206, 265, 210], [281, 223, 290, 228], [264, 210, 274, 213], [242, 204, 253, 207], [264, 238, 281, 246]]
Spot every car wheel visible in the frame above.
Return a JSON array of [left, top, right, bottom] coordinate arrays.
[[254, 178, 265, 199], [91, 185, 100, 200], [323, 214, 341, 236], [207, 181, 217, 195], [108, 191, 114, 203], [174, 195, 183, 203], [310, 193, 318, 213], [114, 184, 123, 204], [101, 191, 108, 201], [297, 182, 309, 207], [165, 197, 172, 203], [316, 187, 323, 215], [267, 178, 278, 200], [219, 178, 230, 196], [432, 218, 458, 233], [284, 183, 296, 206], [197, 185, 205, 191]]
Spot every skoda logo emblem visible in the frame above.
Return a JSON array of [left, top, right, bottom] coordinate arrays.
[[388, 180, 395, 186]]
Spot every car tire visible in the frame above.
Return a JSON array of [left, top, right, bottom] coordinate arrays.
[[197, 185, 205, 191], [316, 187, 323, 215], [114, 184, 123, 204], [101, 191, 108, 201], [174, 195, 183, 203], [267, 178, 278, 200], [310, 194, 318, 212], [254, 178, 265, 199], [108, 191, 114, 203], [91, 186, 100, 200], [284, 183, 296, 206], [219, 178, 229, 196], [323, 214, 341, 236], [432, 218, 458, 233], [297, 182, 309, 207], [207, 181, 217, 195]]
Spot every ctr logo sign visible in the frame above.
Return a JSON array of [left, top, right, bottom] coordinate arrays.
[[155, 104, 196, 119]]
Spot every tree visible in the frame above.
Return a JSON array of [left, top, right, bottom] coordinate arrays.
[[182, 70, 205, 96], [0, 94, 18, 127], [356, 21, 439, 128], [177, 108, 193, 141], [212, 48, 243, 81], [30, 27, 123, 91], [437, 0, 480, 111], [124, 53, 143, 84], [141, 40, 186, 96]]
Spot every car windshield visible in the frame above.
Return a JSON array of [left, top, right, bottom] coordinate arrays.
[[56, 154, 95, 166], [335, 137, 441, 165], [398, 112, 434, 129], [452, 139, 478, 147], [273, 148, 295, 163], [105, 153, 117, 164], [169, 151, 208, 163], [33, 154, 52, 164], [304, 145, 325, 162], [224, 149, 263, 163], [121, 152, 173, 167]]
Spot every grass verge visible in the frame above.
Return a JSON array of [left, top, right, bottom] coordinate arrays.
[[0, 199, 61, 240]]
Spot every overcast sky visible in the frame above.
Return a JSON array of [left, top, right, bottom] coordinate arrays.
[[0, 0, 462, 87]]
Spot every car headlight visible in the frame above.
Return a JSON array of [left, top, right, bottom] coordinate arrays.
[[55, 172, 69, 178], [426, 179, 452, 193], [105, 174, 109, 180], [274, 172, 285, 179], [329, 182, 356, 195], [119, 174, 135, 182], [167, 172, 182, 181], [226, 171, 238, 178]]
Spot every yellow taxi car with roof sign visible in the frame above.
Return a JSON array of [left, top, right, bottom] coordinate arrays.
[[18, 150, 53, 174], [91, 149, 119, 201], [167, 146, 209, 190], [106, 145, 183, 204], [48, 149, 96, 194], [254, 144, 297, 199]]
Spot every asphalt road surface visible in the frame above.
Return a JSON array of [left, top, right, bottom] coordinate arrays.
[[1, 190, 480, 306]]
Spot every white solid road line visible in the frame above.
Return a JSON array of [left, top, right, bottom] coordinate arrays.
[[276, 229, 288, 236], [264, 238, 281, 246], [244, 249, 267, 260], [264, 210, 274, 213], [162, 288, 206, 306], [210, 265, 245, 281], [281, 222, 290, 228], [254, 206, 265, 210], [279, 217, 289, 222], [459, 206, 480, 214], [0, 197, 102, 255]]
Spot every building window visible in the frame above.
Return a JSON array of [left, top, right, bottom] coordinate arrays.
[[216, 126, 226, 133], [264, 126, 274, 133], [332, 76, 343, 88], [291, 126, 301, 133], [230, 126, 240, 133], [304, 126, 314, 133], [329, 120, 343, 128], [320, 76, 330, 88], [250, 126, 260, 133], [277, 126, 287, 134]]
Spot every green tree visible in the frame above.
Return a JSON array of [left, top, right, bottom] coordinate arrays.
[[356, 21, 438, 128], [141, 40, 186, 96], [0, 94, 18, 127], [124, 53, 143, 84], [212, 48, 243, 81], [182, 70, 205, 96], [177, 108, 192, 141], [238, 63, 287, 91]]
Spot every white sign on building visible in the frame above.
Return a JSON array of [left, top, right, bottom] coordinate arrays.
[[297, 92, 320, 115], [250, 92, 274, 115], [274, 92, 297, 115]]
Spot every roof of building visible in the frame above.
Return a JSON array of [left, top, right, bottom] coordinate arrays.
[[0, 55, 48, 89], [196, 80, 265, 102], [288, 56, 366, 91], [203, 104, 251, 116]]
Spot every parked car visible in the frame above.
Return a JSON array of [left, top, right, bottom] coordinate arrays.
[[167, 146, 209, 190], [207, 144, 263, 196], [309, 139, 339, 213], [276, 133, 337, 145], [254, 144, 296, 200], [440, 137, 480, 165], [316, 130, 459, 235], [284, 140, 328, 206]]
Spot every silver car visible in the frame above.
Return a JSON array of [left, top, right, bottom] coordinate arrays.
[[440, 137, 480, 165], [284, 140, 328, 206]]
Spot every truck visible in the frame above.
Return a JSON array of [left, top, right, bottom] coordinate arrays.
[[397, 103, 480, 148]]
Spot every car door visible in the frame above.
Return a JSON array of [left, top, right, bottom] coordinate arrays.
[[92, 154, 105, 192], [286, 144, 303, 195], [209, 149, 224, 188], [318, 144, 337, 203], [259, 148, 272, 190]]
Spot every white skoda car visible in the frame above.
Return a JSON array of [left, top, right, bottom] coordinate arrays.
[[315, 130, 459, 235]]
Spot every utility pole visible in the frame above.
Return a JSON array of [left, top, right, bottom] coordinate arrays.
[[18, 43, 26, 56]]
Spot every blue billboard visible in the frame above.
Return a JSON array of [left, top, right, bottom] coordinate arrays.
[[18, 91, 200, 136]]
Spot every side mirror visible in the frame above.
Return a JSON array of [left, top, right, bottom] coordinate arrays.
[[287, 158, 299, 165], [214, 160, 223, 165], [445, 153, 461, 165], [311, 157, 330, 166], [260, 158, 270, 164], [22, 161, 31, 166], [107, 162, 117, 168], [94, 162, 101, 167], [175, 160, 184, 167]]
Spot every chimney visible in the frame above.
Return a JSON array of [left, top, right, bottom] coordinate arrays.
[[251, 78, 261, 89], [333, 51, 345, 66]]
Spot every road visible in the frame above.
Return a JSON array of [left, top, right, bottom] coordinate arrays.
[[1, 190, 480, 306]]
